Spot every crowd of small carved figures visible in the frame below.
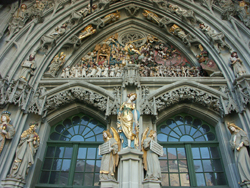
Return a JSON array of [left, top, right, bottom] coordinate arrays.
[[61, 64, 203, 78], [58, 34, 206, 78], [5, 0, 248, 79], [5, 0, 250, 42]]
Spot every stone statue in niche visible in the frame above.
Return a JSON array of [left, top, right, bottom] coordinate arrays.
[[8, 122, 40, 181], [230, 51, 246, 78], [199, 23, 232, 53], [8, 4, 30, 41], [99, 128, 120, 181], [142, 128, 162, 181], [19, 53, 36, 82], [0, 111, 15, 155], [227, 122, 250, 185], [117, 93, 140, 149], [98, 11, 120, 28], [45, 52, 66, 77], [167, 3, 197, 24]]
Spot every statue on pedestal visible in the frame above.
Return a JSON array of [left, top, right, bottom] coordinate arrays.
[[0, 111, 15, 155], [142, 128, 162, 181], [227, 122, 250, 184], [8, 123, 40, 181], [99, 128, 120, 181], [117, 93, 140, 149]]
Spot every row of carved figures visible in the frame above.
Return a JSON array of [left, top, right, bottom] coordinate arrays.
[[6, 0, 250, 42], [60, 64, 203, 78], [0, 110, 39, 182], [1, 106, 250, 186]]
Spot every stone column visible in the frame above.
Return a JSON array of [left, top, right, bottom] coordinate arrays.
[[118, 148, 143, 188]]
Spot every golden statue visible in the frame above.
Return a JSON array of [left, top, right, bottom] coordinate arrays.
[[117, 93, 140, 149], [78, 25, 96, 40], [99, 128, 120, 180]]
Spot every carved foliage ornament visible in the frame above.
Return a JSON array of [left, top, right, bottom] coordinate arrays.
[[154, 87, 220, 112], [46, 87, 108, 112]]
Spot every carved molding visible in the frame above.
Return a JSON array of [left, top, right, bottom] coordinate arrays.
[[154, 86, 221, 113], [46, 87, 108, 113]]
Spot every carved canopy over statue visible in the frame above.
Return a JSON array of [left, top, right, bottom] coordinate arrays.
[[117, 93, 140, 149], [8, 122, 40, 181], [227, 122, 250, 185]]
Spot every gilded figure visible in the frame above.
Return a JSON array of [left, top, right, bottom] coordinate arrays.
[[99, 128, 120, 180], [117, 93, 140, 149], [142, 128, 161, 181], [8, 123, 40, 181], [78, 25, 96, 40], [0, 111, 15, 155]]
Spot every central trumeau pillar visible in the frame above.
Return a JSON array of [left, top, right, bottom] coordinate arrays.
[[118, 148, 143, 188]]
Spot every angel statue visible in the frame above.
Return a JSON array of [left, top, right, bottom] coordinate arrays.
[[8, 122, 40, 181], [117, 93, 140, 149], [99, 127, 120, 181], [142, 128, 162, 181], [0, 111, 15, 155], [227, 122, 250, 184]]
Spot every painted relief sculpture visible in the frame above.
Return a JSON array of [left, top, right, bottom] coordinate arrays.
[[227, 122, 250, 184], [117, 93, 140, 149], [142, 128, 162, 181], [230, 51, 246, 78], [78, 25, 96, 40], [8, 123, 40, 181], [99, 128, 120, 180], [19, 53, 37, 82], [199, 23, 232, 53], [45, 52, 66, 77], [0, 111, 15, 155], [167, 3, 197, 24]]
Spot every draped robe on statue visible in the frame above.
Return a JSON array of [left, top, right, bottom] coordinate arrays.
[[100, 138, 118, 180], [117, 102, 139, 148], [9, 132, 39, 180], [230, 130, 250, 183], [143, 137, 161, 181]]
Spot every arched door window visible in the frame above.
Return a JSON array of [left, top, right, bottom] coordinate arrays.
[[157, 114, 227, 187], [36, 113, 105, 188]]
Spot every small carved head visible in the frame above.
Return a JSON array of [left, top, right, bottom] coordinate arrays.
[[1, 111, 11, 122], [231, 51, 238, 58], [103, 130, 112, 141], [29, 122, 39, 131], [21, 4, 27, 10], [148, 130, 156, 139], [127, 93, 137, 101], [227, 122, 242, 134]]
